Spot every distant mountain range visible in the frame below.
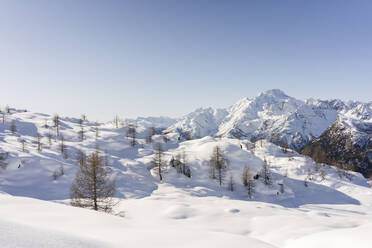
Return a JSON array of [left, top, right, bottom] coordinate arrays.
[[162, 89, 372, 176]]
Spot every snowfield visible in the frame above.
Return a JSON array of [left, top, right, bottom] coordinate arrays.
[[1, 105, 372, 247]]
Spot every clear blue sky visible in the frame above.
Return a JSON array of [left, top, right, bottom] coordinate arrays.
[[1, 0, 371, 121]]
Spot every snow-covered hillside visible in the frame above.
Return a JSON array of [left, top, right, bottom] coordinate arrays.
[[1, 106, 372, 247]]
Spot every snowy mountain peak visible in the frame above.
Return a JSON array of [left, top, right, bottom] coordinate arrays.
[[165, 89, 371, 151], [258, 89, 290, 99]]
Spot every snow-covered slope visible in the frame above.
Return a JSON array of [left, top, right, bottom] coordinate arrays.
[[165, 107, 228, 139], [1, 106, 372, 247]]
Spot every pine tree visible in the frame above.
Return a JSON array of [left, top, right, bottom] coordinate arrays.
[[210, 146, 228, 186], [70, 151, 117, 212]]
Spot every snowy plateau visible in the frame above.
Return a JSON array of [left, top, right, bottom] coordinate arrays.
[[0, 89, 372, 248]]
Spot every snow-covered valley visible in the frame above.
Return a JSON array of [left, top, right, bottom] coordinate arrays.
[[1, 92, 372, 247]]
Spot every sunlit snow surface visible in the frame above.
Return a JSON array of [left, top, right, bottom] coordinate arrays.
[[0, 107, 372, 247]]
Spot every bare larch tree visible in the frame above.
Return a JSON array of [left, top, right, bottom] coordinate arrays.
[[70, 151, 117, 212], [53, 114, 60, 137], [151, 143, 165, 181], [242, 165, 255, 199], [10, 120, 16, 134], [209, 146, 228, 186], [128, 125, 137, 147]]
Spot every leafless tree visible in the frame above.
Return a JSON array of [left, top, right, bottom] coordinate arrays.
[[78, 126, 85, 141], [78, 116, 85, 141], [70, 151, 117, 212], [151, 143, 165, 181], [95, 126, 99, 139], [319, 168, 326, 181], [10, 120, 16, 134], [227, 174, 234, 192], [53, 114, 60, 137], [52, 170, 59, 180], [59, 164, 64, 176], [242, 165, 255, 199], [36, 133, 42, 152], [170, 151, 191, 178], [60, 134, 68, 159], [210, 146, 228, 186], [162, 133, 169, 143], [47, 128, 53, 145], [113, 115, 119, 128], [128, 125, 137, 147], [20, 139, 26, 152], [1, 111, 5, 124], [0, 152, 8, 169], [260, 158, 272, 186], [76, 149, 86, 166], [145, 127, 155, 144]]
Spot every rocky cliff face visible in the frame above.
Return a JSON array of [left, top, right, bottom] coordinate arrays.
[[301, 103, 372, 177]]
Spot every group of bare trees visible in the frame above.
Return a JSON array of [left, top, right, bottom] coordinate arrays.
[[207, 145, 276, 199], [169, 151, 191, 178], [150, 141, 192, 181]]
